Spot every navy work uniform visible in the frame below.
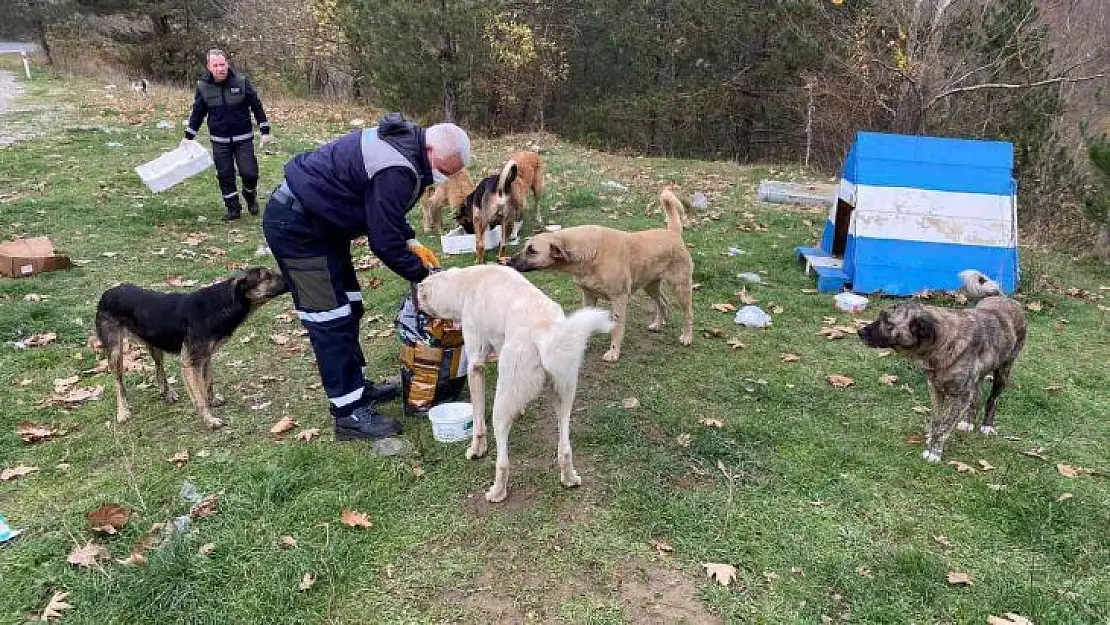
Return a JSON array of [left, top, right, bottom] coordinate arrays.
[[185, 69, 270, 219], [262, 114, 432, 440]]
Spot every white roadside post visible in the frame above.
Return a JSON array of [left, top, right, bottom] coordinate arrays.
[[21, 51, 31, 79]]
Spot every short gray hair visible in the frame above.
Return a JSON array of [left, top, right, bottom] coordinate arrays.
[[206, 48, 228, 62], [425, 123, 472, 166]]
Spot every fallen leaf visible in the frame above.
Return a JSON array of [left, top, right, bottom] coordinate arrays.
[[711, 302, 737, 313], [987, 613, 1034, 625], [819, 327, 845, 340], [987, 483, 1006, 492], [68, 541, 109, 568], [947, 461, 976, 473], [738, 288, 757, 305], [299, 572, 316, 591], [912, 405, 931, 414], [168, 450, 189, 466], [18, 377, 33, 386], [279, 535, 298, 549], [191, 494, 219, 518], [182, 232, 208, 246], [21, 332, 57, 347], [856, 566, 872, 578], [88, 504, 130, 534], [411, 465, 425, 478], [164, 276, 198, 288], [698, 418, 723, 428], [705, 327, 724, 338], [117, 553, 148, 567], [879, 374, 898, 386], [946, 570, 973, 586], [1045, 384, 1064, 395], [726, 338, 746, 349], [373, 328, 394, 338], [252, 401, 273, 411], [933, 535, 952, 548], [240, 333, 255, 344], [39, 591, 72, 621], [763, 570, 780, 582], [1, 464, 39, 481], [18, 421, 60, 443], [195, 449, 211, 458], [905, 433, 924, 445], [676, 433, 692, 447], [703, 562, 738, 587], [780, 353, 801, 363], [269, 417, 296, 435], [826, 374, 854, 388], [295, 428, 320, 442], [978, 459, 996, 471], [769, 304, 784, 314], [53, 375, 79, 392], [1056, 463, 1081, 477], [1025, 301, 1043, 312], [198, 543, 215, 556], [790, 566, 805, 576], [55, 385, 104, 404], [649, 539, 674, 554], [1022, 447, 1049, 461], [622, 397, 640, 410], [340, 509, 373, 529], [271, 333, 290, 346], [1055, 492, 1074, 503], [56, 462, 71, 472]]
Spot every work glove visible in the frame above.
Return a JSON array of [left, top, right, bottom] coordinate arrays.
[[179, 137, 198, 149], [259, 133, 274, 148], [407, 239, 440, 269]]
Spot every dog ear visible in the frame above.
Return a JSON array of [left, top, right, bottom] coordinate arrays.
[[909, 315, 937, 345], [499, 163, 519, 194], [549, 239, 569, 262]]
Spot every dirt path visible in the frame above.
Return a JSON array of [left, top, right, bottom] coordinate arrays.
[[0, 69, 21, 115]]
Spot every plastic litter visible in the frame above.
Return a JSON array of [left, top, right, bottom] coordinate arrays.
[[179, 480, 201, 504], [156, 120, 175, 129], [0, 515, 23, 544], [734, 305, 772, 328], [727, 247, 746, 257], [105, 142, 123, 147], [738, 272, 763, 284], [135, 141, 213, 193], [834, 292, 870, 313], [692, 192, 708, 210], [601, 180, 628, 191]]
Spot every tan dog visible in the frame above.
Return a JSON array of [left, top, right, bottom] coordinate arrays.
[[858, 270, 1026, 462], [416, 265, 613, 503], [421, 169, 474, 234], [510, 149, 545, 227], [507, 189, 694, 362]]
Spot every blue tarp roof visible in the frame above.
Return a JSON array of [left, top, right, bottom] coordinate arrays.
[[842, 131, 1015, 196]]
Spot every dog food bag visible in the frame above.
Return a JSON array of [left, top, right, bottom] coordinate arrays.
[[395, 291, 467, 414]]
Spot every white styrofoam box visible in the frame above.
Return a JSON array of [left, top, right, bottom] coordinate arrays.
[[441, 225, 503, 255], [135, 142, 214, 193]]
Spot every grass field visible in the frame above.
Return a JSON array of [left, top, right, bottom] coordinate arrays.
[[2, 67, 1109, 624]]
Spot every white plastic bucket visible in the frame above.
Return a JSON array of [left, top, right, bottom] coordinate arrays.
[[135, 142, 214, 193], [440, 225, 503, 255], [427, 402, 474, 443]]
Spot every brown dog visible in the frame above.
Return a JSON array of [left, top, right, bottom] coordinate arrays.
[[421, 169, 474, 234], [455, 151, 544, 263], [857, 270, 1026, 462], [95, 268, 288, 429], [508, 189, 694, 362]]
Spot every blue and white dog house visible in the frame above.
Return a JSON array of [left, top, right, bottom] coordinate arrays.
[[795, 131, 1019, 295]]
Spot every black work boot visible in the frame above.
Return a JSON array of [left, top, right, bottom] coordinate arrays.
[[222, 201, 242, 221], [366, 380, 398, 403], [244, 189, 259, 215], [334, 404, 403, 441]]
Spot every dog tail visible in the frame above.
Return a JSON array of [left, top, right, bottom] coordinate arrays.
[[959, 269, 1003, 298], [497, 159, 519, 195], [538, 308, 614, 378], [660, 189, 685, 234]]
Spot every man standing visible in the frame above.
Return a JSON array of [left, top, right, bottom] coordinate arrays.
[[181, 49, 272, 221], [262, 113, 469, 440]]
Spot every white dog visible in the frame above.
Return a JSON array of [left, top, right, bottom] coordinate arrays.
[[417, 265, 613, 503]]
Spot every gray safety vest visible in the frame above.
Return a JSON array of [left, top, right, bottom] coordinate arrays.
[[360, 127, 424, 210]]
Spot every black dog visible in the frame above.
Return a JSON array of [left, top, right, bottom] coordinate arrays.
[[95, 267, 287, 429]]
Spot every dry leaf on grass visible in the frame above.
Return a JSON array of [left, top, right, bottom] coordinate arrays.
[[912, 405, 931, 414], [879, 374, 899, 386], [933, 535, 952, 548], [649, 539, 673, 555], [819, 327, 845, 340], [856, 566, 872, 578], [1022, 447, 1049, 461], [987, 483, 1006, 492], [676, 433, 692, 447], [168, 450, 189, 466], [411, 465, 425, 478], [372, 328, 394, 338], [18, 421, 62, 443], [769, 304, 784, 314], [946, 571, 973, 586], [703, 562, 738, 587], [947, 461, 976, 474], [270, 417, 296, 434], [198, 543, 215, 556], [299, 572, 316, 591], [340, 509, 373, 528], [53, 385, 105, 405], [988, 614, 1034, 625], [726, 338, 746, 349], [279, 535, 298, 549], [1055, 492, 1074, 503], [271, 334, 290, 346], [295, 428, 320, 442], [21, 332, 57, 347], [39, 591, 72, 621], [738, 289, 757, 305], [68, 541, 109, 568], [191, 494, 219, 519], [1056, 463, 1084, 477], [88, 504, 130, 534], [780, 353, 801, 363], [905, 433, 925, 445], [182, 232, 208, 246], [826, 375, 854, 388], [622, 397, 640, 410], [711, 302, 736, 313], [1025, 301, 1043, 312], [1, 464, 39, 481], [1045, 384, 1064, 395], [164, 276, 198, 288], [698, 418, 723, 428], [978, 460, 997, 471]]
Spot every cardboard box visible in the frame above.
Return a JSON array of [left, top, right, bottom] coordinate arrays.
[[0, 237, 73, 278]]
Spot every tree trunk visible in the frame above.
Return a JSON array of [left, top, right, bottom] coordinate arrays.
[[442, 78, 457, 123], [1097, 222, 1110, 261], [34, 18, 52, 65]]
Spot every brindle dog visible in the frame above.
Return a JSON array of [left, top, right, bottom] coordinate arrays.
[[95, 267, 287, 429], [857, 270, 1026, 462]]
